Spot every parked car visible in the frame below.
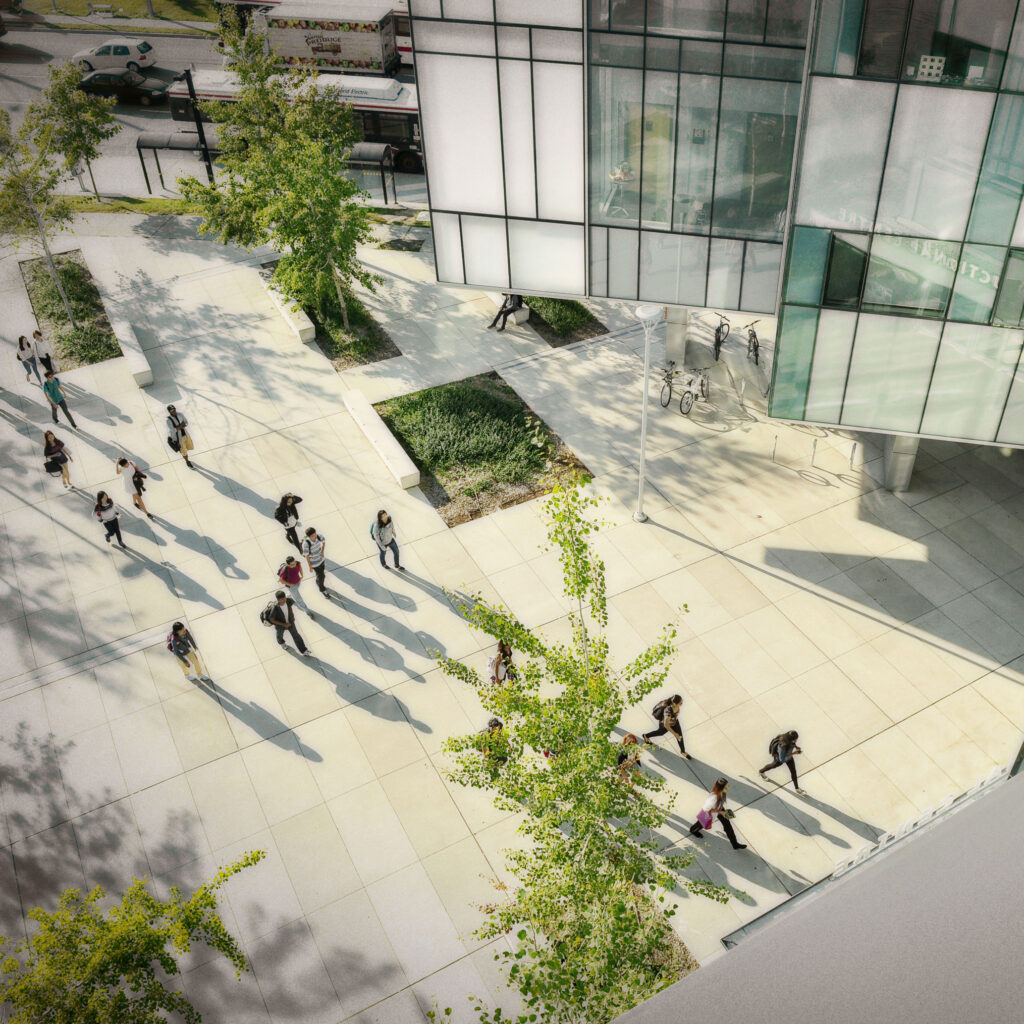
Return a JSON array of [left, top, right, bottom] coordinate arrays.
[[77, 68, 168, 105], [72, 38, 156, 72]]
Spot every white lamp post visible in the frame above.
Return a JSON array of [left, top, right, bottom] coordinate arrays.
[[633, 303, 663, 524]]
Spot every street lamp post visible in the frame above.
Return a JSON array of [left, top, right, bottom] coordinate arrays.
[[174, 67, 215, 185], [633, 303, 663, 524]]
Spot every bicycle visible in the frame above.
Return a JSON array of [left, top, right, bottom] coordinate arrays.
[[678, 366, 711, 415], [712, 312, 730, 361], [744, 320, 760, 365], [659, 362, 680, 408]]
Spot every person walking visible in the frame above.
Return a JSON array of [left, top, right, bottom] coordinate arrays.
[[94, 491, 126, 548], [166, 404, 195, 469], [275, 494, 303, 552], [487, 293, 523, 332], [759, 730, 805, 794], [488, 640, 516, 685], [17, 336, 43, 385], [268, 590, 311, 656], [43, 430, 73, 488], [643, 694, 690, 759], [617, 733, 642, 784], [689, 778, 747, 850], [43, 371, 77, 428], [479, 717, 509, 775], [116, 457, 153, 519], [32, 330, 56, 375], [301, 526, 332, 598], [371, 509, 403, 570], [167, 621, 207, 680], [277, 555, 313, 618]]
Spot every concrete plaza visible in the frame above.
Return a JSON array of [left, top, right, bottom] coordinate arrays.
[[1, 214, 1023, 1023]]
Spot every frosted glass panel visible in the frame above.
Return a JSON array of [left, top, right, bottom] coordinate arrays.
[[608, 228, 639, 299], [443, 0, 494, 20], [805, 309, 856, 423], [770, 305, 818, 419], [920, 324, 1022, 441], [996, 359, 1024, 444], [496, 0, 583, 28], [876, 87, 994, 240], [508, 220, 586, 294], [842, 314, 942, 431], [740, 242, 782, 312], [639, 232, 709, 305], [432, 212, 464, 284], [533, 62, 585, 222], [590, 226, 608, 296], [410, 0, 441, 15], [706, 237, 743, 309], [497, 26, 530, 58], [461, 216, 509, 289], [532, 29, 583, 62], [414, 21, 495, 55], [795, 78, 894, 231], [967, 95, 1024, 245], [499, 60, 537, 219], [416, 54, 504, 215]]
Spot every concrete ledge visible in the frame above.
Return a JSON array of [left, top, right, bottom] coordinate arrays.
[[343, 390, 420, 489], [263, 280, 317, 343], [108, 317, 152, 387], [485, 291, 530, 326]]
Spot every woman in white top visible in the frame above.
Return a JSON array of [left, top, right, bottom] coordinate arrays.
[[116, 457, 153, 519], [16, 336, 42, 385], [688, 777, 746, 850]]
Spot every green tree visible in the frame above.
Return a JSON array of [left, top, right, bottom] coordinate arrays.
[[179, 19, 379, 331], [26, 61, 120, 199], [439, 486, 731, 1024], [0, 108, 77, 326], [0, 850, 264, 1024]]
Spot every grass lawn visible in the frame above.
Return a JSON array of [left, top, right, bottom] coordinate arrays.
[[67, 195, 203, 215], [375, 373, 589, 526], [23, 0, 218, 22], [20, 251, 122, 368], [524, 295, 608, 348]]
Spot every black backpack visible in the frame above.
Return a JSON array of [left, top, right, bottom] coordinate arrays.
[[769, 733, 784, 757], [259, 601, 276, 627], [652, 699, 669, 721]]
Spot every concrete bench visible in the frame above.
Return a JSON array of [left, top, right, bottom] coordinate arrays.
[[87, 2, 117, 13], [485, 292, 530, 326], [108, 317, 153, 388], [263, 280, 316, 344], [343, 389, 420, 489]]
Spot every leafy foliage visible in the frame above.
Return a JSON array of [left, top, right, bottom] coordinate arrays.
[[523, 297, 599, 338], [0, 851, 264, 1024], [439, 486, 730, 1024]]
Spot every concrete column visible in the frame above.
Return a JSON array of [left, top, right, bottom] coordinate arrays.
[[665, 306, 689, 364], [883, 434, 920, 492]]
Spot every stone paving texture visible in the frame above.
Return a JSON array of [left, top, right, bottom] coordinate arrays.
[[2, 214, 1024, 1023]]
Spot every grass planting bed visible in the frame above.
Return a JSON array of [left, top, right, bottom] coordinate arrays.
[[375, 372, 589, 526], [20, 251, 121, 370], [525, 296, 607, 348]]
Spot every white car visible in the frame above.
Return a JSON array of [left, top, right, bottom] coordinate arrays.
[[73, 38, 156, 73]]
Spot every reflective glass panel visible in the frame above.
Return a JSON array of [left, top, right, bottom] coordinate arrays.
[[805, 309, 857, 423], [645, 36, 680, 70], [875, 86, 994, 240], [967, 95, 1024, 246], [920, 323, 1023, 440], [712, 77, 799, 240], [740, 242, 783, 311], [765, 0, 810, 46], [995, 358, 1024, 444], [608, 227, 639, 298], [680, 39, 723, 73], [785, 226, 830, 305], [814, 0, 864, 75], [589, 66, 643, 227], [639, 232, 709, 304], [862, 235, 959, 316], [591, 32, 644, 67], [641, 71, 677, 229], [993, 250, 1024, 327], [1003, 5, 1024, 91], [949, 244, 1004, 323], [857, 0, 911, 79], [770, 305, 818, 419], [726, 0, 767, 43], [671, 73, 719, 234], [823, 233, 869, 308], [841, 313, 942, 431], [723, 43, 804, 80], [646, 0, 726, 39], [707, 237, 744, 308]]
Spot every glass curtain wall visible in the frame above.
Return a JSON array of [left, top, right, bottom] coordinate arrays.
[[770, 0, 1024, 445], [587, 0, 808, 309]]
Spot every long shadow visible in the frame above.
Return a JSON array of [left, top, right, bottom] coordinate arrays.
[[391, 567, 468, 613], [309, 607, 410, 676], [338, 589, 447, 663], [191, 677, 322, 762], [191, 463, 276, 520], [330, 563, 417, 613], [310, 657, 432, 735], [114, 526, 225, 612], [149, 513, 248, 580]]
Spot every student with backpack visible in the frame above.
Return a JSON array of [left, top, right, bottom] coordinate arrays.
[[277, 555, 312, 618], [759, 730, 805, 794], [274, 493, 303, 552], [371, 509, 403, 571], [301, 526, 332, 598], [689, 777, 746, 849], [167, 621, 207, 680], [262, 590, 312, 656], [643, 694, 690, 759]]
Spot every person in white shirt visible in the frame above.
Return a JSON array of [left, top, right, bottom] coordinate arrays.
[[32, 329, 56, 375], [688, 777, 747, 850], [166, 404, 195, 469], [301, 526, 332, 599], [116, 456, 153, 519]]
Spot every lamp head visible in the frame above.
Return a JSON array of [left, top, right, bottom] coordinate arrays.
[[634, 303, 663, 323]]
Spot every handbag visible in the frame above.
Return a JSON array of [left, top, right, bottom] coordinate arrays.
[[697, 809, 714, 830], [44, 459, 63, 476], [167, 434, 181, 453]]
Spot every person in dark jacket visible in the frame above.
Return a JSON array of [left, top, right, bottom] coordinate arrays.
[[269, 590, 311, 656], [759, 730, 805, 794], [43, 430, 73, 488], [168, 621, 207, 680], [275, 493, 303, 552], [487, 293, 524, 332], [166, 404, 195, 468], [643, 694, 690, 759]]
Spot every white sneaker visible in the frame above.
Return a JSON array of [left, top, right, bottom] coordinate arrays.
[[301, 650, 312, 658]]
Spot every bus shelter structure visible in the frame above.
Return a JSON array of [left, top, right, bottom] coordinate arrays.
[[136, 129, 221, 194], [348, 142, 396, 205]]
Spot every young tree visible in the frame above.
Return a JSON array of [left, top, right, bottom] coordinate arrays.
[[179, 20, 379, 330], [0, 850, 264, 1024], [0, 109, 77, 326], [439, 486, 731, 1024], [25, 61, 120, 198]]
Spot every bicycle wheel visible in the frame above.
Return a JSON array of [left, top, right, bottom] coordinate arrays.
[[721, 321, 730, 341], [660, 381, 672, 408], [700, 375, 710, 400], [748, 336, 759, 365], [679, 391, 694, 415], [713, 336, 722, 361]]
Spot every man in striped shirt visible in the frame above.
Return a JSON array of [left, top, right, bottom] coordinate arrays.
[[301, 526, 332, 599]]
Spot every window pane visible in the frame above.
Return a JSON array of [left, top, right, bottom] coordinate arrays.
[[823, 233, 868, 308], [1004, 6, 1024, 90], [805, 309, 857, 422], [508, 220, 585, 294], [995, 356, 1024, 444], [639, 232, 709, 305], [641, 71, 677, 229], [722, 43, 804, 80], [967, 95, 1024, 245], [589, 66, 642, 226], [920, 323, 1023, 440], [706, 237, 743, 308], [740, 241, 782, 311], [590, 226, 609, 296], [842, 313, 942, 431], [765, 0, 810, 46], [461, 216, 509, 288], [785, 226, 830, 304], [645, 36, 679, 70], [646, 0, 726, 39], [712, 77, 799, 241], [726, 0, 767, 43], [499, 60, 537, 219], [857, 0, 911, 79], [608, 227, 639, 298], [862, 235, 959, 316], [875, 86, 995, 239], [432, 212, 464, 284], [814, 0, 864, 75], [769, 305, 818, 419], [794, 78, 894, 231], [680, 39, 723, 73], [949, 244, 1004, 323], [671, 73, 718, 234], [591, 32, 644, 67], [532, 30, 583, 62], [993, 251, 1024, 327], [534, 62, 585, 222]]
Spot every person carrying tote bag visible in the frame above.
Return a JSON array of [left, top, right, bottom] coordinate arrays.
[[166, 404, 195, 468], [43, 430, 73, 488], [689, 777, 747, 850]]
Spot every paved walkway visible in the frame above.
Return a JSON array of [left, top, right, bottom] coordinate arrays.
[[2, 215, 1023, 1023]]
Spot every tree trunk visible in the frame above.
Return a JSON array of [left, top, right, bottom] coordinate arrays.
[[86, 158, 99, 199], [30, 201, 77, 329], [331, 263, 351, 332]]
